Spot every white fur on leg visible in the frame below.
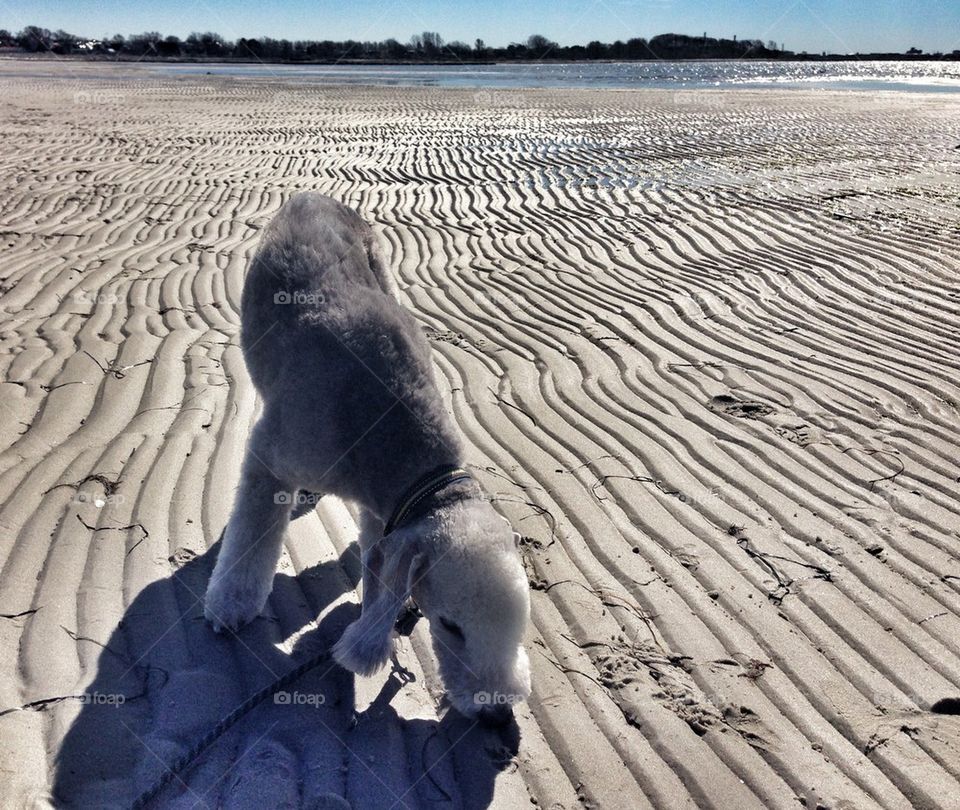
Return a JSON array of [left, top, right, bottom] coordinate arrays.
[[205, 516, 280, 632], [332, 528, 421, 676], [205, 433, 292, 633], [331, 618, 395, 676]]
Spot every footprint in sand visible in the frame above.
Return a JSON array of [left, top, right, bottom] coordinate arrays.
[[709, 393, 775, 419], [711, 394, 827, 447], [775, 423, 819, 446], [422, 326, 471, 348]]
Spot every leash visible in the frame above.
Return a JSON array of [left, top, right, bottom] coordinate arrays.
[[130, 649, 331, 809]]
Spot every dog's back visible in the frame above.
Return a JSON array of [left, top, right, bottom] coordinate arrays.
[[248, 193, 392, 295], [240, 193, 416, 387], [237, 192, 462, 500]]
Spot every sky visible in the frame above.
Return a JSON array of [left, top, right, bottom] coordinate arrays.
[[4, 0, 959, 55]]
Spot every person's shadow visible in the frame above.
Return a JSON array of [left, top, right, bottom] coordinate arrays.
[[52, 536, 520, 808]]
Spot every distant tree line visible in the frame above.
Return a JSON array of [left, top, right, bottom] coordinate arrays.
[[1, 26, 957, 62]]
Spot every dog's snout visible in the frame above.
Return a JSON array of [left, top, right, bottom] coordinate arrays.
[[477, 703, 513, 727]]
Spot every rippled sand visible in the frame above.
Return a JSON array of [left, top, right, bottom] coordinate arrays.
[[1, 60, 960, 809]]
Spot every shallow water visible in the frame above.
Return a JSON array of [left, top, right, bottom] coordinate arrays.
[[147, 59, 960, 93]]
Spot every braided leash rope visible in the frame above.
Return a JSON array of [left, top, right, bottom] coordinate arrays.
[[131, 650, 331, 809]]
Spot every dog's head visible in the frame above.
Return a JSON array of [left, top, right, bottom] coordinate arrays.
[[332, 499, 531, 725]]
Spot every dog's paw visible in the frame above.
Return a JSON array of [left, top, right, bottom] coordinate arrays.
[[332, 619, 395, 676], [204, 572, 270, 633]]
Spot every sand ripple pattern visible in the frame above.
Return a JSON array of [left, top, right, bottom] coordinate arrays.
[[1, 66, 959, 809]]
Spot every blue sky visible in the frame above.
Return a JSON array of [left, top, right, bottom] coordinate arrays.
[[5, 0, 959, 54]]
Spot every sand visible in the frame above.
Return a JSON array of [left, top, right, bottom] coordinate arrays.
[[0, 58, 959, 809]]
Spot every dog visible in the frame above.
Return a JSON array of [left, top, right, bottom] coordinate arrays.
[[204, 193, 531, 724]]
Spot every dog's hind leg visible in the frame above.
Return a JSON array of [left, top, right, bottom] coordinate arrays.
[[204, 419, 293, 633]]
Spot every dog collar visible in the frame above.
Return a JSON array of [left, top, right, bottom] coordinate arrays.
[[384, 465, 472, 536]]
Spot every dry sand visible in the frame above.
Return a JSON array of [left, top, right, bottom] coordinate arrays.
[[1, 59, 959, 809]]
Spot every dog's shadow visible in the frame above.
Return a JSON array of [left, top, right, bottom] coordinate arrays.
[[52, 540, 519, 809]]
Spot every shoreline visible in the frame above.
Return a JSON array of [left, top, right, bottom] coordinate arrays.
[[0, 57, 958, 96]]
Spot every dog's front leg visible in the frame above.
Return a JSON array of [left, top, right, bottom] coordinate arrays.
[[205, 427, 292, 633], [356, 507, 385, 603]]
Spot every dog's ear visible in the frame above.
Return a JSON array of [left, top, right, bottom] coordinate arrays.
[[332, 531, 424, 676]]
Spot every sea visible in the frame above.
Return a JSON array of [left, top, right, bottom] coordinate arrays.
[[146, 59, 960, 93]]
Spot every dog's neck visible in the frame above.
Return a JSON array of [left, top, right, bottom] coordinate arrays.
[[383, 465, 476, 536]]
